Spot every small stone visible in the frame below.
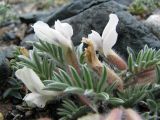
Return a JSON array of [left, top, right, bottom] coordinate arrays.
[[5, 32, 16, 41], [0, 32, 16, 42], [21, 34, 38, 49], [25, 111, 33, 118], [16, 105, 26, 112], [145, 14, 160, 39], [0, 45, 17, 58], [146, 15, 160, 26]]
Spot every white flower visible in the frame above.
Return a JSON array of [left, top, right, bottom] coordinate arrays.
[[32, 20, 73, 49], [78, 113, 101, 120], [15, 67, 59, 108], [88, 14, 119, 55]]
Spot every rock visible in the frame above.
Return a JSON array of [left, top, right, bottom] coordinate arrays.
[[145, 14, 160, 39], [63, 1, 160, 58], [20, 11, 52, 24], [25, 0, 160, 58], [114, 0, 133, 5], [153, 9, 160, 14], [0, 52, 11, 81], [0, 46, 16, 81], [20, 34, 38, 49], [46, 0, 133, 26], [1, 32, 16, 42], [25, 111, 33, 118], [0, 22, 23, 45], [0, 45, 17, 58]]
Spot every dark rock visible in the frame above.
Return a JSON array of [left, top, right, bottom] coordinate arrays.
[[0, 52, 11, 81], [20, 34, 38, 49], [19, 11, 52, 24], [0, 46, 16, 81], [46, 0, 110, 25], [3, 32, 16, 41], [46, 0, 133, 26], [25, 0, 160, 58], [0, 45, 17, 58], [0, 32, 16, 42], [63, 1, 160, 58]]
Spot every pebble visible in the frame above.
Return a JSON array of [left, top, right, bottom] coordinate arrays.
[[145, 14, 160, 39]]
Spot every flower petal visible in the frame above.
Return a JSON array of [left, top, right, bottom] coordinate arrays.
[[33, 21, 73, 49], [88, 30, 102, 51], [125, 109, 142, 120], [102, 14, 119, 40], [32, 21, 58, 45], [52, 29, 73, 49], [106, 108, 122, 120], [78, 113, 101, 120], [15, 67, 45, 93], [16, 67, 60, 96], [54, 20, 73, 39], [23, 93, 53, 108], [102, 29, 118, 55], [101, 14, 119, 55]]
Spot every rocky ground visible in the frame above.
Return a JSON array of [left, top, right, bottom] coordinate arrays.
[[0, 0, 160, 119]]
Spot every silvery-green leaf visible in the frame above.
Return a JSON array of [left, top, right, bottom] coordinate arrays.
[[64, 87, 84, 94]]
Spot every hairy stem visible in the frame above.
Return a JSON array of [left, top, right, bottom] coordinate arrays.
[[107, 50, 127, 70]]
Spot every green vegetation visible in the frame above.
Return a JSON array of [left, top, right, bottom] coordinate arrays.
[[12, 39, 160, 119], [0, 3, 17, 26], [129, 0, 160, 15]]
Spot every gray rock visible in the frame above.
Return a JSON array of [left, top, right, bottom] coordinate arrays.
[[21, 34, 38, 49], [0, 32, 16, 42], [20, 11, 52, 24], [114, 0, 133, 5], [0, 45, 17, 58], [63, 1, 160, 58], [145, 14, 160, 39], [25, 0, 159, 59], [46, 0, 133, 26]]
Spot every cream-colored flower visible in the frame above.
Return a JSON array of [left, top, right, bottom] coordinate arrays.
[[88, 14, 119, 55], [32, 20, 73, 49], [88, 14, 127, 70], [78, 113, 102, 120], [15, 67, 59, 108]]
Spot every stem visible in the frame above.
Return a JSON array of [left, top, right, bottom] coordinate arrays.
[[107, 50, 127, 70], [82, 39, 124, 90], [78, 95, 97, 113], [125, 68, 156, 87], [65, 48, 81, 74]]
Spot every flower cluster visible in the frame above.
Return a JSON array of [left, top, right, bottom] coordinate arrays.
[[33, 20, 73, 49], [15, 14, 126, 107]]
